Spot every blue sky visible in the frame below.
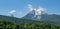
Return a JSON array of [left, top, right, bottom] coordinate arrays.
[[0, 0, 60, 18]]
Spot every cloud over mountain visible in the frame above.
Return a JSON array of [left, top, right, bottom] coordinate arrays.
[[9, 10, 16, 15]]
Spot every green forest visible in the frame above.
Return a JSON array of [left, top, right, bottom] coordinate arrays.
[[0, 20, 60, 29]]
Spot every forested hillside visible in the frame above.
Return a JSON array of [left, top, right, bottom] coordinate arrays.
[[0, 20, 60, 29], [0, 15, 39, 24], [0, 15, 60, 29]]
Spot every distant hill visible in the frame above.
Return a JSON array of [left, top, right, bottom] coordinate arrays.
[[0, 15, 40, 24], [41, 14, 60, 25]]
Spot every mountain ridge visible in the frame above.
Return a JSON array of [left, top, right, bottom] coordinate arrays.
[[0, 15, 41, 24]]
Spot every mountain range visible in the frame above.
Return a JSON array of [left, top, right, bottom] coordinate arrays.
[[0, 9, 60, 25]]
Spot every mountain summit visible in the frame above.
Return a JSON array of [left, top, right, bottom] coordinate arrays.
[[24, 8, 45, 20]]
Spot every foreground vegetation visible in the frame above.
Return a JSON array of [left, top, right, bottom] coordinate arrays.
[[0, 20, 60, 29]]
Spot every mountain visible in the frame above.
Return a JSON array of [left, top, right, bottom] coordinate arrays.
[[23, 9, 44, 20], [23, 10, 60, 25]]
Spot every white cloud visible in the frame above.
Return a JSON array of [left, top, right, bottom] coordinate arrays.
[[9, 10, 16, 14], [27, 4, 46, 15], [35, 7, 46, 15], [28, 4, 33, 11]]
